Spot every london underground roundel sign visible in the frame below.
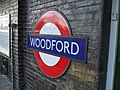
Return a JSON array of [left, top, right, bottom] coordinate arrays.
[[34, 11, 71, 78], [27, 11, 87, 78]]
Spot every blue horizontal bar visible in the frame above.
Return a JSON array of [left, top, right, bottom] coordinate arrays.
[[27, 34, 87, 62]]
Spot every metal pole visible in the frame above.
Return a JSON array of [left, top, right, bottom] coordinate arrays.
[[11, 23, 17, 90], [106, 0, 119, 90], [12, 26, 15, 90]]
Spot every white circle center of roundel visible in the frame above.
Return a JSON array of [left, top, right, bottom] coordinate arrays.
[[39, 23, 61, 66]]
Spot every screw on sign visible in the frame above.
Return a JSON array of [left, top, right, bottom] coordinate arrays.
[[27, 11, 87, 78]]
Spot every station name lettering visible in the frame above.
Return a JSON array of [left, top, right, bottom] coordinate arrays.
[[30, 37, 79, 55]]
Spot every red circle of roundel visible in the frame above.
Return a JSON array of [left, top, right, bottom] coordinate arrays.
[[34, 11, 71, 78]]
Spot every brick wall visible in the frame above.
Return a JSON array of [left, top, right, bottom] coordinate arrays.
[[0, 0, 19, 90], [19, 0, 104, 90], [98, 0, 112, 90], [0, 0, 112, 90]]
